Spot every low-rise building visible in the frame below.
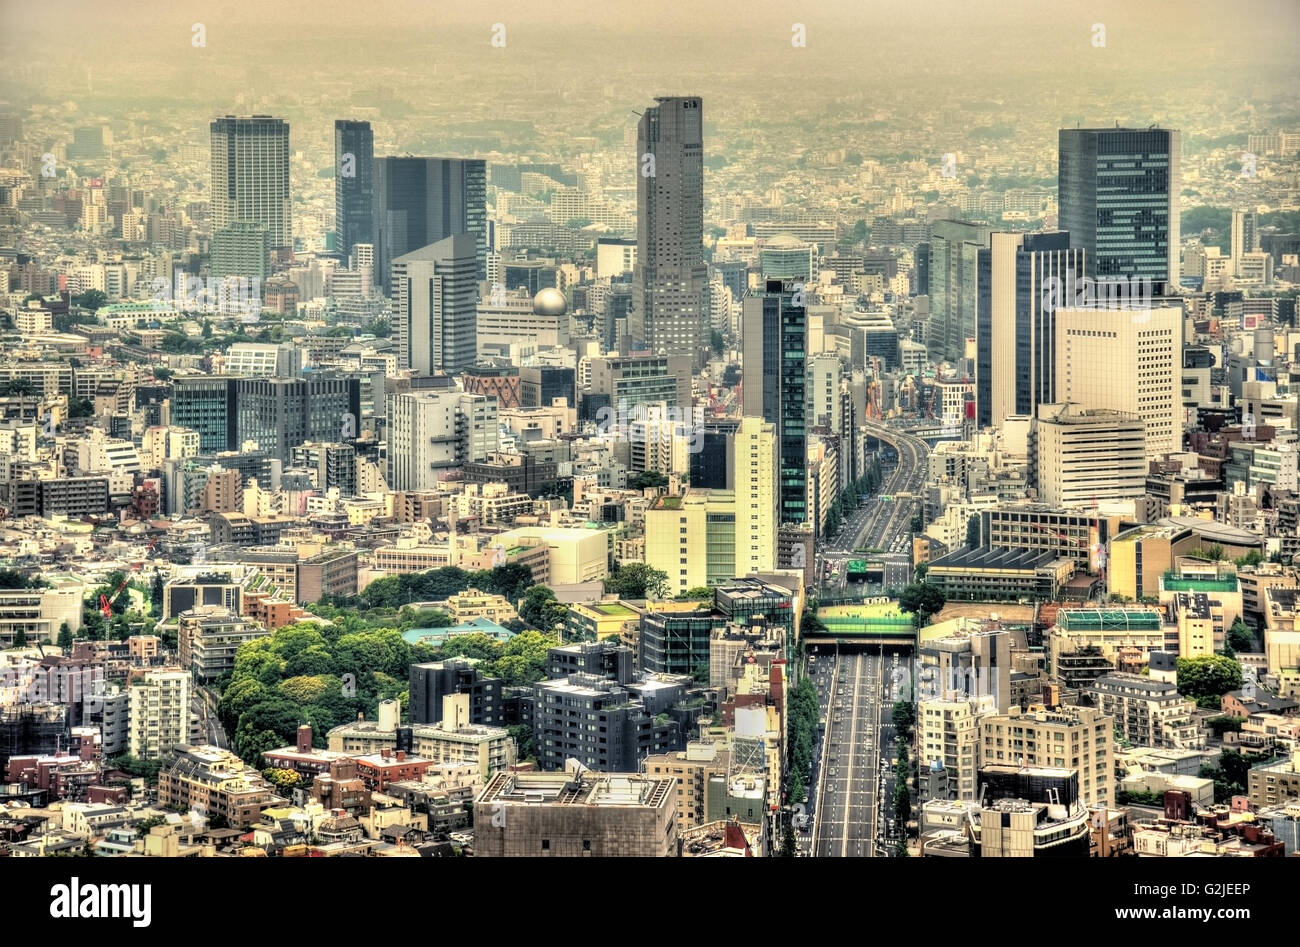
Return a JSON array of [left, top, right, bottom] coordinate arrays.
[[1091, 673, 1204, 750], [158, 744, 280, 829], [474, 769, 678, 857]]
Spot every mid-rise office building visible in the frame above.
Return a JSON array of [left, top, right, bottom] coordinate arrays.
[[979, 705, 1114, 807], [235, 376, 361, 463], [1032, 403, 1146, 507], [386, 389, 498, 490]]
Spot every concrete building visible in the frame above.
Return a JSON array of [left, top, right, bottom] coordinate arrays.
[[1090, 673, 1204, 750], [919, 697, 989, 802], [1249, 749, 1300, 808], [475, 769, 678, 857], [386, 389, 498, 491], [1032, 403, 1146, 507], [979, 705, 1114, 807], [1055, 304, 1182, 458], [644, 742, 733, 830], [409, 660, 504, 727], [127, 669, 194, 760], [158, 744, 279, 829]]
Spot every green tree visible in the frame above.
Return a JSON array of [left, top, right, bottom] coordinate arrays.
[[851, 219, 869, 243], [965, 514, 980, 548], [627, 470, 668, 490], [1227, 618, 1255, 653], [780, 819, 798, 857], [362, 317, 391, 338], [13, 627, 27, 647], [57, 621, 74, 649], [898, 581, 945, 627], [604, 563, 669, 600], [677, 586, 714, 601], [891, 699, 916, 740], [72, 289, 108, 311], [710, 329, 724, 356], [1175, 654, 1243, 708]]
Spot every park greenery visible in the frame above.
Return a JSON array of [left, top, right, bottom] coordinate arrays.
[[217, 615, 561, 767]]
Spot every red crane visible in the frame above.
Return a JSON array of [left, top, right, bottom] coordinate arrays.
[[99, 536, 161, 618]]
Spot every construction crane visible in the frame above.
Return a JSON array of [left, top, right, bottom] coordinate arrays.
[[99, 536, 161, 618]]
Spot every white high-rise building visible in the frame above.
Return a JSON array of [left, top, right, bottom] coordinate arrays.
[[386, 389, 498, 491], [1055, 303, 1182, 458], [391, 233, 479, 375], [127, 670, 193, 760]]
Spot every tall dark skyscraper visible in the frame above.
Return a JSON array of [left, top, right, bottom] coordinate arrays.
[[979, 231, 1086, 428], [1058, 127, 1180, 284], [210, 116, 291, 255], [334, 120, 374, 259], [632, 96, 707, 364], [927, 219, 992, 363], [743, 280, 807, 526], [373, 157, 487, 292]]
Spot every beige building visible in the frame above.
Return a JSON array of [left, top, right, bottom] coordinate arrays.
[[733, 416, 779, 576], [979, 705, 1115, 807], [492, 526, 608, 585], [436, 587, 518, 624], [326, 699, 515, 778], [1055, 304, 1182, 458], [919, 697, 990, 802], [158, 744, 279, 829], [1033, 403, 1146, 508], [1263, 585, 1300, 698], [1247, 749, 1300, 808], [645, 742, 732, 829]]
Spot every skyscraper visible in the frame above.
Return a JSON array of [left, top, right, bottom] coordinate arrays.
[[981, 231, 1085, 428], [632, 96, 707, 363], [373, 157, 487, 291], [1231, 209, 1259, 277], [390, 233, 479, 376], [210, 116, 291, 267], [928, 219, 992, 363], [743, 280, 807, 525], [334, 120, 374, 260], [1058, 127, 1180, 285]]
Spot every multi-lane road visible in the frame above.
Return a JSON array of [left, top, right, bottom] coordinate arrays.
[[808, 649, 914, 857], [819, 423, 930, 593], [805, 422, 928, 856]]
